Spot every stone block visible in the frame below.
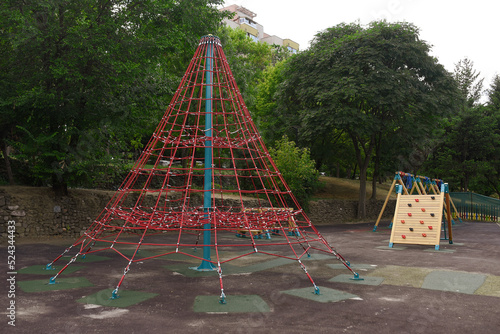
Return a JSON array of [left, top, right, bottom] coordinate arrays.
[[11, 210, 26, 217]]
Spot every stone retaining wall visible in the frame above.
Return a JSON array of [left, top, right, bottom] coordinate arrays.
[[0, 187, 395, 240]]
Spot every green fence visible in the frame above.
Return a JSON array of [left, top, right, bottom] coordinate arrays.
[[450, 192, 500, 222]]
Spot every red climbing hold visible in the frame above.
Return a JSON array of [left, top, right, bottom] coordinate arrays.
[[422, 233, 427, 237], [402, 235, 406, 239], [421, 208, 426, 212], [415, 199, 419, 202], [401, 220, 405, 224], [420, 220, 424, 224], [428, 226, 433, 230], [408, 213, 412, 217]]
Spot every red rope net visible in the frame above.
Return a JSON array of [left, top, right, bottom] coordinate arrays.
[[47, 35, 357, 302]]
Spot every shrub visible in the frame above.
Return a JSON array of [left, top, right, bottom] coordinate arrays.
[[268, 136, 321, 211]]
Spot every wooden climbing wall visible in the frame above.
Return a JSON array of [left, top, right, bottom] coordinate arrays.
[[389, 192, 445, 250]]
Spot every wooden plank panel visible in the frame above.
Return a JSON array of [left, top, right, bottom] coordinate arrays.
[[389, 193, 444, 247]]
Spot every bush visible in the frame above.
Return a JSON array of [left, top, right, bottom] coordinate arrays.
[[268, 136, 321, 210]]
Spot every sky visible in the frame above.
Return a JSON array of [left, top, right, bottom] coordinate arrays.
[[222, 0, 498, 98]]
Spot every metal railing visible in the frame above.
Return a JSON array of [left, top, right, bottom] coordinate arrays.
[[450, 192, 499, 222]]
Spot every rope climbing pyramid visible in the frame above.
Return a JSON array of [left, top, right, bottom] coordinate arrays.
[[45, 35, 360, 303]]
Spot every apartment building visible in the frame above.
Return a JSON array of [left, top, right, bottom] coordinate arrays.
[[220, 4, 299, 53]]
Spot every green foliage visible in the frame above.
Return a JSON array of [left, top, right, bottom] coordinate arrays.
[[1, 0, 227, 193], [268, 136, 321, 210], [264, 21, 459, 217], [255, 60, 290, 144], [453, 57, 484, 111], [217, 26, 273, 111], [423, 74, 500, 197]]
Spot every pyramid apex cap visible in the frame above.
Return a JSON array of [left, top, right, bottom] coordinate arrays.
[[199, 35, 221, 46]]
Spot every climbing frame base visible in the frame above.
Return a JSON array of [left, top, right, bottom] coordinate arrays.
[[389, 192, 445, 250]]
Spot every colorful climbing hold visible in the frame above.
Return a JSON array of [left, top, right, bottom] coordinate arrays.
[[401, 220, 405, 224], [420, 220, 424, 224], [402, 235, 406, 239], [421, 208, 426, 212], [422, 233, 427, 237], [407, 203, 412, 207], [408, 213, 412, 217], [415, 199, 419, 202], [428, 226, 433, 230]]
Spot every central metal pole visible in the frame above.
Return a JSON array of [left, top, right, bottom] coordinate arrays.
[[197, 38, 216, 271]]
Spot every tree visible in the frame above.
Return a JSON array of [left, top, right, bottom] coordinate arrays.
[[268, 136, 321, 210], [453, 57, 484, 111], [486, 74, 500, 110], [217, 26, 273, 112], [1, 0, 228, 194], [422, 60, 500, 195], [272, 21, 458, 218]]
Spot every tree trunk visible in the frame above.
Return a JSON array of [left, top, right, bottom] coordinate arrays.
[[358, 164, 368, 219], [1, 139, 15, 185], [371, 134, 382, 200], [350, 132, 376, 220], [52, 173, 68, 196]]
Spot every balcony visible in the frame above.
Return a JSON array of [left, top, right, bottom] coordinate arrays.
[[240, 22, 258, 37], [283, 39, 299, 52]]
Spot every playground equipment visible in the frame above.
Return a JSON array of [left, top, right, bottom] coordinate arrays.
[[373, 172, 461, 231], [45, 35, 360, 304], [389, 183, 453, 250]]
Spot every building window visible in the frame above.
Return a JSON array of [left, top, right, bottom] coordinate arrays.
[[247, 33, 259, 43], [239, 17, 257, 28]]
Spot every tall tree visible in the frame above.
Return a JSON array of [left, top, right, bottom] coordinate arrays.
[[273, 21, 458, 218], [1, 0, 228, 194], [423, 58, 496, 194], [453, 57, 484, 111], [486, 74, 500, 110], [217, 26, 274, 112]]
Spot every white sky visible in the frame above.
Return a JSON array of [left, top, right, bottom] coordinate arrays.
[[222, 0, 498, 97]]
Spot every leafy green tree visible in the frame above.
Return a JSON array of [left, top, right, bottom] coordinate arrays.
[[423, 60, 500, 196], [217, 26, 273, 112], [1, 0, 228, 194], [272, 21, 458, 218], [427, 75, 500, 197], [268, 136, 321, 210], [453, 57, 484, 111], [487, 74, 500, 110], [254, 60, 296, 145]]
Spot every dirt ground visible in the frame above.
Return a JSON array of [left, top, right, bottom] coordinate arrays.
[[2, 220, 500, 334]]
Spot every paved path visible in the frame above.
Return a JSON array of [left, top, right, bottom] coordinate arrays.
[[4, 221, 500, 333]]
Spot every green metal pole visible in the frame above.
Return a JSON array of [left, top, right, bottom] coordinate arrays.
[[197, 37, 216, 271]]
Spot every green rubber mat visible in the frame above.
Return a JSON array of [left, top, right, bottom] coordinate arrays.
[[17, 277, 93, 292], [281, 286, 359, 303], [329, 274, 384, 286], [18, 265, 84, 275], [77, 289, 158, 308], [326, 263, 377, 270], [193, 295, 270, 313], [421, 270, 487, 294], [164, 263, 242, 277]]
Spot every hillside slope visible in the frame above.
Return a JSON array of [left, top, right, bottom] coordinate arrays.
[[314, 176, 396, 201]]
